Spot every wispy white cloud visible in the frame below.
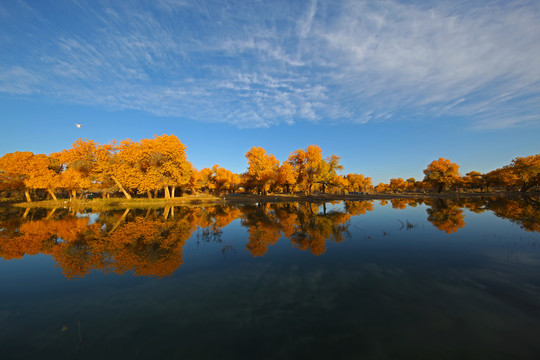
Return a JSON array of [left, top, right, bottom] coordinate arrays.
[[310, 0, 540, 128], [0, 66, 41, 94], [0, 0, 539, 129], [297, 0, 317, 38]]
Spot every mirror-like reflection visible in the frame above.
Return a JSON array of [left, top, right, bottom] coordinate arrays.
[[2, 196, 540, 359], [1, 197, 539, 279]]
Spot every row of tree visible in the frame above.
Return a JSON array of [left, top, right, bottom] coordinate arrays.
[[0, 134, 538, 201], [381, 156, 539, 193]]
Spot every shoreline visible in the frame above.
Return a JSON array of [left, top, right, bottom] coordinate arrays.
[[6, 191, 535, 210]]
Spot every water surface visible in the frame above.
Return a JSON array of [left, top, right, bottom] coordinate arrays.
[[1, 197, 540, 359]]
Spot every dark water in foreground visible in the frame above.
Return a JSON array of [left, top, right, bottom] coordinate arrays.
[[1, 197, 540, 359]]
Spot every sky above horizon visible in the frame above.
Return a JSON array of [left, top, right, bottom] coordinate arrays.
[[1, 0, 539, 184]]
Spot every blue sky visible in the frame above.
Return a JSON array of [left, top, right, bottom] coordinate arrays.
[[1, 0, 539, 184]]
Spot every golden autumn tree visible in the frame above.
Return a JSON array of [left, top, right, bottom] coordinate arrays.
[[212, 165, 241, 195], [389, 178, 406, 193], [23, 154, 62, 201], [245, 147, 279, 196], [287, 145, 324, 195], [0, 152, 60, 202], [461, 171, 485, 191], [330, 174, 349, 194], [375, 183, 389, 193], [0, 152, 32, 201], [140, 134, 193, 198], [276, 162, 297, 194], [132, 138, 169, 196], [112, 135, 194, 198], [346, 174, 372, 193], [197, 167, 216, 194], [86, 141, 132, 199], [484, 167, 518, 191], [186, 167, 203, 194], [404, 178, 421, 192], [109, 138, 144, 197], [154, 135, 195, 197], [193, 166, 240, 195], [505, 154, 540, 192], [0, 153, 26, 196], [423, 158, 460, 193], [54, 139, 103, 199], [315, 154, 344, 193]]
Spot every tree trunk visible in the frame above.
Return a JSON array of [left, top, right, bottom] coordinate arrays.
[[24, 190, 32, 202], [521, 194, 540, 205], [520, 182, 533, 192], [164, 186, 171, 198], [71, 189, 77, 199], [47, 188, 58, 201], [111, 175, 132, 200], [108, 208, 130, 235], [147, 190, 152, 199], [164, 206, 170, 220], [46, 207, 58, 220], [171, 186, 176, 198]]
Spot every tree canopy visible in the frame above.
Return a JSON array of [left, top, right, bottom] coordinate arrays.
[[1, 135, 538, 201], [423, 158, 461, 193]]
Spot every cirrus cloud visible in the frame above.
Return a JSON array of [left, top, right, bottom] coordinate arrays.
[[0, 0, 539, 129]]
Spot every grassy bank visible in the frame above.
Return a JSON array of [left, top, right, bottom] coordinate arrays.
[[6, 191, 522, 210], [11, 194, 227, 210], [222, 191, 523, 204]]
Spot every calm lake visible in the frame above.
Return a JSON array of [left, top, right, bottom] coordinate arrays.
[[1, 197, 540, 359]]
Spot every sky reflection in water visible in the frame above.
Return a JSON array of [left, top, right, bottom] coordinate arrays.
[[1, 197, 540, 359]]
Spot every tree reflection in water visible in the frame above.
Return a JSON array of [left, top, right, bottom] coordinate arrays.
[[425, 198, 467, 234], [486, 197, 540, 232], [242, 203, 282, 257], [1, 196, 539, 278]]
